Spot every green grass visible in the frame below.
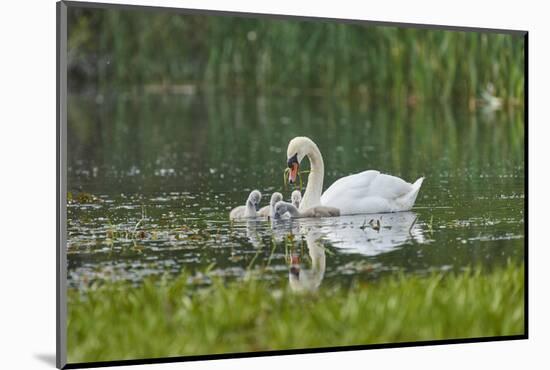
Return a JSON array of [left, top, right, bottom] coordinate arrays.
[[67, 262, 524, 363]]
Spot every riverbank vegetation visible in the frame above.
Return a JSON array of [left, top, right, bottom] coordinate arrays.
[[68, 262, 524, 363]]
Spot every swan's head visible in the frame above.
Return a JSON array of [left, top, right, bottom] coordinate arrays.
[[291, 190, 302, 208], [247, 190, 262, 210], [273, 201, 291, 218], [287, 136, 316, 184], [270, 192, 283, 207], [289, 254, 301, 280]]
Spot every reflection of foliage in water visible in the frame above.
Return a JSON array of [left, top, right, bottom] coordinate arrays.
[[68, 92, 524, 195]]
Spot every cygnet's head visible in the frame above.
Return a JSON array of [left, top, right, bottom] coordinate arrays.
[[247, 190, 262, 210], [274, 201, 291, 218], [270, 192, 283, 207], [291, 190, 302, 208]]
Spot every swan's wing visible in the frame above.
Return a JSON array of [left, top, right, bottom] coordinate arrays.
[[321, 171, 417, 213], [368, 173, 414, 200], [321, 170, 380, 204], [322, 171, 414, 202]]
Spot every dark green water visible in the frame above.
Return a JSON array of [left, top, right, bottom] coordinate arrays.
[[67, 92, 524, 292]]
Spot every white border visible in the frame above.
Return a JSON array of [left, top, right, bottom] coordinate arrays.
[[1, 0, 547, 369]]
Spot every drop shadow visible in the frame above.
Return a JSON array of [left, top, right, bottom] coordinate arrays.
[[34, 353, 56, 367]]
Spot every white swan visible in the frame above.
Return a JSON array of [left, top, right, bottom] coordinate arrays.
[[286, 136, 424, 214], [257, 192, 283, 219], [291, 190, 302, 209], [229, 190, 262, 220], [274, 201, 340, 218]]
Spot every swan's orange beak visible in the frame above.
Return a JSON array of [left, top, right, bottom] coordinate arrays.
[[289, 162, 299, 184], [289, 254, 300, 277]]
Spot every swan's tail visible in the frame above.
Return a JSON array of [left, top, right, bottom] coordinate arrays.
[[398, 177, 424, 210]]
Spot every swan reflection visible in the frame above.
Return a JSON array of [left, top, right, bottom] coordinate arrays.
[[236, 211, 424, 291], [288, 230, 326, 293], [318, 212, 424, 256], [273, 211, 423, 255], [274, 211, 424, 292], [244, 219, 264, 248]]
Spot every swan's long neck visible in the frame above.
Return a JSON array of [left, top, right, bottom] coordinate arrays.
[[270, 198, 280, 219], [300, 145, 324, 210], [244, 199, 256, 217], [306, 234, 326, 280]]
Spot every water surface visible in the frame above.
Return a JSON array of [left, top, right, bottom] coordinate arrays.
[[67, 92, 524, 291]]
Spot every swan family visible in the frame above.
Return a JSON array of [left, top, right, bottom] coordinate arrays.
[[230, 136, 424, 220]]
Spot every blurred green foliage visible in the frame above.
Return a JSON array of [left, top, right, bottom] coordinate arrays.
[[67, 7, 524, 106]]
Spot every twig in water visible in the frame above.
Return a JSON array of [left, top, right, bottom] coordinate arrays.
[[133, 205, 146, 237], [246, 249, 262, 271], [408, 215, 418, 236], [266, 237, 277, 267], [427, 215, 434, 234]]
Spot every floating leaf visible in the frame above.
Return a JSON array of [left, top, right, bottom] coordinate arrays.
[[73, 191, 99, 204]]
